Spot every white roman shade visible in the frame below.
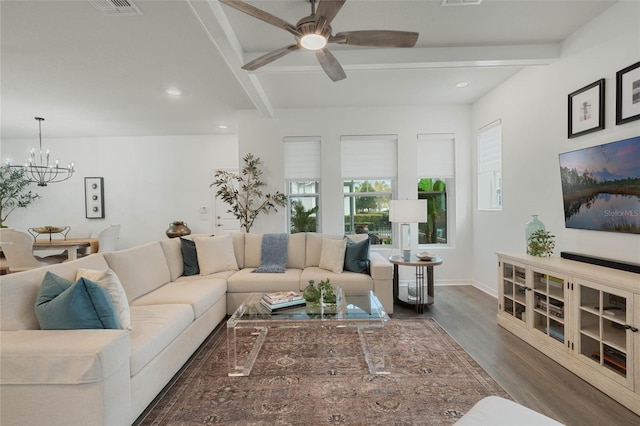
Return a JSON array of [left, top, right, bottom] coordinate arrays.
[[417, 134, 455, 178], [341, 135, 397, 179], [283, 136, 321, 180]]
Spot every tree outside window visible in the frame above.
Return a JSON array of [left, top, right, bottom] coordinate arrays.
[[288, 181, 319, 233], [418, 178, 447, 244]]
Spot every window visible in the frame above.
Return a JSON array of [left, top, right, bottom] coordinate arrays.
[[343, 179, 393, 244], [341, 135, 397, 245], [477, 120, 502, 210], [417, 134, 455, 245], [284, 137, 320, 233]]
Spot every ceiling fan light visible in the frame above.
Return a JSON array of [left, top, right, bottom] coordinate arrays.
[[300, 33, 327, 50]]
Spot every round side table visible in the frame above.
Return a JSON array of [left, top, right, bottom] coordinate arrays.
[[389, 255, 443, 313]]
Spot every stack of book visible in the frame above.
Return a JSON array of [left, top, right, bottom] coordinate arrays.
[[260, 291, 305, 312]]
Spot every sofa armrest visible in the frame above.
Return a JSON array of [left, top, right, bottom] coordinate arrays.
[[0, 329, 130, 385], [369, 252, 393, 280]]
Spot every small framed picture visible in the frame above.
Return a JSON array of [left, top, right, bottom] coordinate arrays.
[[85, 177, 105, 219], [568, 79, 605, 138], [616, 61, 640, 125]]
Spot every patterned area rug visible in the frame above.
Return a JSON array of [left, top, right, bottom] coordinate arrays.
[[136, 319, 511, 425]]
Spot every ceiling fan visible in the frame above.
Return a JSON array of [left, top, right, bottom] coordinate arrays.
[[220, 0, 419, 82]]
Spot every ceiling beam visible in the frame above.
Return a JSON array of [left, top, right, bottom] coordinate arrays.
[[243, 44, 561, 74], [187, 0, 274, 118]]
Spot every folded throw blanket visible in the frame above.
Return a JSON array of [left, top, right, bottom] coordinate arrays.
[[253, 233, 288, 273]]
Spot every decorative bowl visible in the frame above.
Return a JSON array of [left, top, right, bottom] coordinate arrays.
[[416, 251, 437, 261], [33, 226, 64, 234]]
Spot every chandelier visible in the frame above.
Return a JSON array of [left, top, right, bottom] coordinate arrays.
[[6, 117, 75, 187]]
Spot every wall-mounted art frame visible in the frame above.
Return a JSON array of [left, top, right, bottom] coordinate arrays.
[[616, 61, 640, 125], [568, 79, 605, 138], [85, 177, 105, 219]]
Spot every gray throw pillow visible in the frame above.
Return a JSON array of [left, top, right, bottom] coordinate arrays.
[[344, 237, 370, 274], [180, 237, 199, 276]]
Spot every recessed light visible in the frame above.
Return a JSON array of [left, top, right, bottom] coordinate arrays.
[[165, 88, 182, 96], [456, 81, 469, 88], [218, 124, 228, 129]]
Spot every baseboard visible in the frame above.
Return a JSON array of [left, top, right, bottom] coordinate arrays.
[[560, 251, 640, 274], [470, 280, 498, 298]]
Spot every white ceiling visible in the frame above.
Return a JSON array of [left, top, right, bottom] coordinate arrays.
[[0, 0, 617, 139]]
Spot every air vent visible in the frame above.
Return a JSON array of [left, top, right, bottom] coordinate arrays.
[[89, 0, 142, 16], [441, 0, 483, 6]]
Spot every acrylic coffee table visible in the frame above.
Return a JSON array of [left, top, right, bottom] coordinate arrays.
[[227, 290, 390, 376]]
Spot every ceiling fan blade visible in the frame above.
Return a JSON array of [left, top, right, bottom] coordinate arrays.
[[220, 0, 301, 37], [331, 30, 419, 47], [316, 48, 346, 82], [316, 0, 345, 25], [242, 44, 300, 71]]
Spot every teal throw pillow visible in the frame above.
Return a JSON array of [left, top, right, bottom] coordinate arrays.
[[344, 237, 370, 274], [180, 237, 199, 276], [35, 271, 121, 330]]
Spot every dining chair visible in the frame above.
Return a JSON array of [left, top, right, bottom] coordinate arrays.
[[97, 224, 121, 253], [0, 229, 67, 273]]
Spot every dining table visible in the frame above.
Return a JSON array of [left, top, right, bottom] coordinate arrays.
[[33, 238, 99, 261]]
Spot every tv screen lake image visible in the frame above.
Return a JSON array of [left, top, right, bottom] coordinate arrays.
[[559, 136, 640, 234]]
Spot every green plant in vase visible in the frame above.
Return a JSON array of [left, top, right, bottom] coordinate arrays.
[[303, 278, 338, 312], [527, 229, 556, 257]]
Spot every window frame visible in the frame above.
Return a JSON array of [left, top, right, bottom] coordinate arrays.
[[477, 120, 503, 211], [343, 179, 394, 245]]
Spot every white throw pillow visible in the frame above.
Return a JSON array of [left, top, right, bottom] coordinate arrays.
[[319, 237, 347, 274], [195, 234, 239, 275], [76, 268, 132, 330]]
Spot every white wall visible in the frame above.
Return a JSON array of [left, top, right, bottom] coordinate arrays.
[[237, 105, 474, 283], [471, 1, 640, 294], [1, 134, 238, 248]]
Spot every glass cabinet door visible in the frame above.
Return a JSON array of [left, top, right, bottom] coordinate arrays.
[[532, 269, 567, 349], [575, 279, 633, 389], [500, 262, 527, 325]]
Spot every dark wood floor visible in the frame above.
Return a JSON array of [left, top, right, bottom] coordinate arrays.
[[393, 285, 640, 426]]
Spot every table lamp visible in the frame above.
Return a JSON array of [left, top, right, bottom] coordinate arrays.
[[389, 199, 428, 261]]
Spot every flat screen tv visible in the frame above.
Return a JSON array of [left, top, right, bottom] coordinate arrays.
[[559, 136, 640, 234]]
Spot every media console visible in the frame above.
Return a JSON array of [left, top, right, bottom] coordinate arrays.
[[497, 252, 640, 416]]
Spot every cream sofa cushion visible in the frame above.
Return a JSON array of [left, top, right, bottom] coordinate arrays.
[[104, 242, 171, 303], [244, 233, 262, 268], [305, 233, 343, 267], [0, 329, 128, 384], [300, 267, 373, 292], [128, 304, 193, 376], [227, 268, 302, 293], [159, 238, 183, 281], [287, 232, 306, 269], [194, 234, 239, 275], [130, 278, 226, 319], [319, 237, 347, 273]]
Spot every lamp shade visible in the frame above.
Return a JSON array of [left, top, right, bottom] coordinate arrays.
[[389, 200, 427, 223]]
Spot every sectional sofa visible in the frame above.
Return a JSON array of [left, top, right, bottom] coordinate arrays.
[[0, 232, 393, 425]]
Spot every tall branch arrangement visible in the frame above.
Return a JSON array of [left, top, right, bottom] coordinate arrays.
[[211, 154, 287, 233], [0, 166, 40, 228]]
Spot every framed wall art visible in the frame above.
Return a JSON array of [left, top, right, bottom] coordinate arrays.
[[85, 177, 105, 219], [568, 79, 605, 138], [616, 61, 640, 125]]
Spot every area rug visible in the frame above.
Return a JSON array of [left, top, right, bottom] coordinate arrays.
[[136, 319, 511, 425]]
